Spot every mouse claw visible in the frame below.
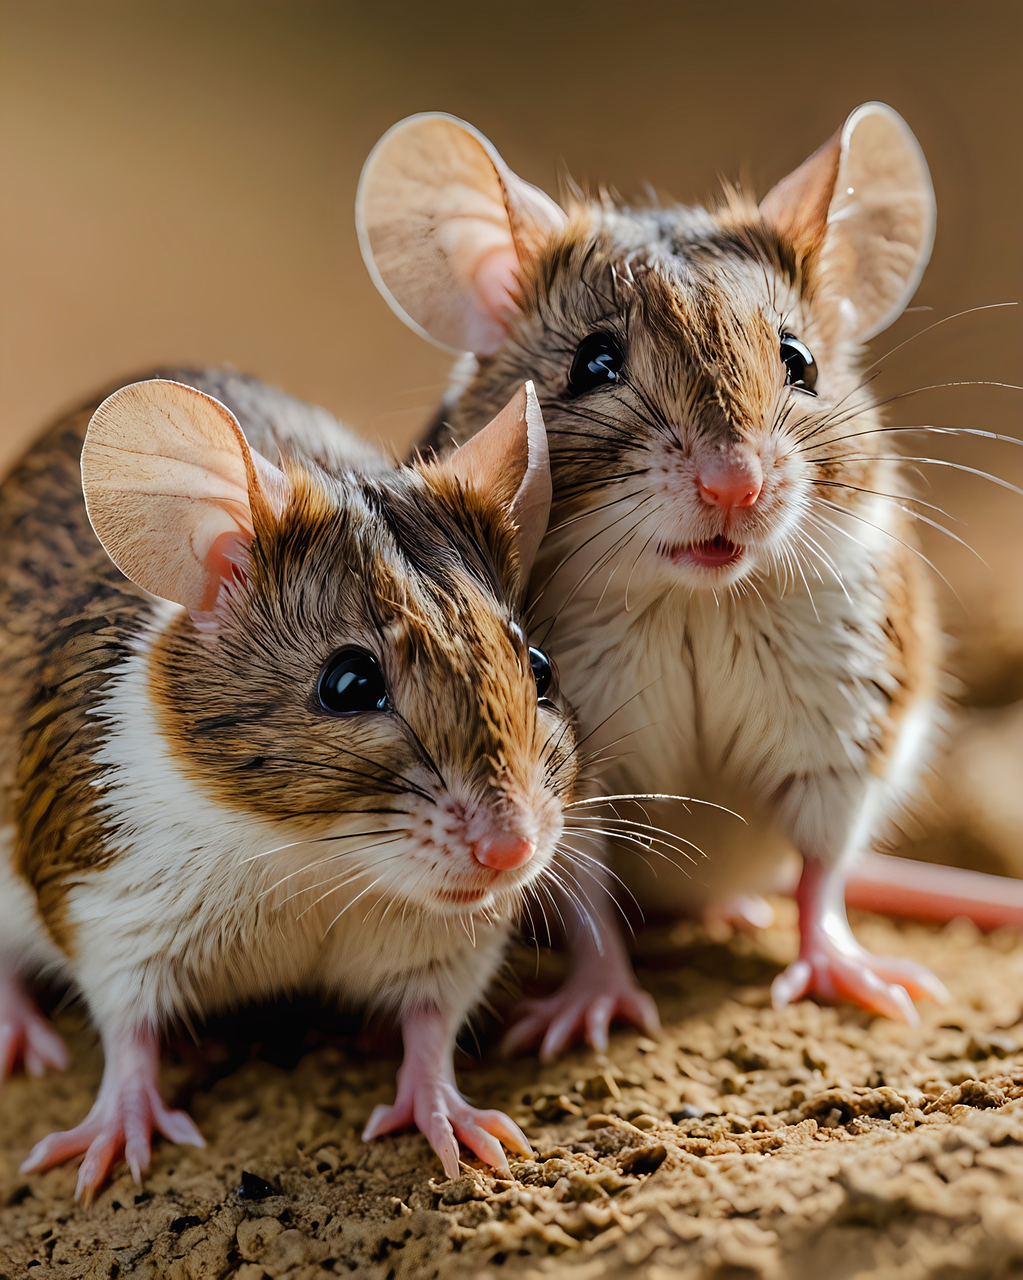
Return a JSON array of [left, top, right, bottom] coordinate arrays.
[[364, 1081, 530, 1179], [774, 857, 950, 1023], [771, 919, 949, 1024]]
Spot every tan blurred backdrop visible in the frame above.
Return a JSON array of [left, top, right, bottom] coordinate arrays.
[[1, 0, 1020, 674]]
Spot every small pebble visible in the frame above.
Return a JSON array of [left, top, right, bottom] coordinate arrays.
[[237, 1171, 276, 1200]]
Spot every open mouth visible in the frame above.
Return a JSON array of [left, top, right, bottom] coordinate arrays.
[[436, 885, 490, 905], [664, 535, 745, 570]]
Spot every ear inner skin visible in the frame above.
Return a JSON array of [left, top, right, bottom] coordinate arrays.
[[760, 102, 936, 341], [205, 531, 250, 596], [356, 113, 567, 354], [474, 246, 524, 331], [81, 379, 291, 611], [439, 382, 552, 596]]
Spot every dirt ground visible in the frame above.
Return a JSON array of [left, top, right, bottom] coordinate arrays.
[[2, 897, 1023, 1280]]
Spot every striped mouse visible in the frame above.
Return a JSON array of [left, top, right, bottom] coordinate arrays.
[[0, 370, 579, 1198]]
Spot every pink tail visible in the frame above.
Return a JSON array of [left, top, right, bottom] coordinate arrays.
[[847, 853, 1023, 930]]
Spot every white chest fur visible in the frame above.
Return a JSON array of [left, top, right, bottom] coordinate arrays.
[[539, 497, 933, 885]]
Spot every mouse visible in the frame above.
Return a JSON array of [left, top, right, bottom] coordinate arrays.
[[356, 103, 1023, 1058], [0, 369, 580, 1200]]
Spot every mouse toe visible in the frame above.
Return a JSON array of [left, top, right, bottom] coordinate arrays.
[[0, 972, 69, 1080]]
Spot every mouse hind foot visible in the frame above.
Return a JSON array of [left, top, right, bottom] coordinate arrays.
[[772, 856, 949, 1025], [0, 969, 69, 1080], [19, 1027, 203, 1204]]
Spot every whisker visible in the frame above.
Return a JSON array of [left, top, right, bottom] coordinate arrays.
[[808, 455, 1023, 498], [564, 792, 744, 818], [555, 839, 645, 911], [807, 482, 987, 564], [324, 877, 385, 936], [801, 423, 1023, 454], [813, 498, 960, 599], [804, 478, 961, 522], [861, 301, 1018, 374]]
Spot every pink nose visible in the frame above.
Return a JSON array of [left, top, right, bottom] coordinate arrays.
[[472, 833, 535, 871], [697, 455, 763, 510]]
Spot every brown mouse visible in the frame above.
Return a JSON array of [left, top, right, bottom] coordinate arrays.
[[357, 105, 1023, 1058], [0, 369, 579, 1197]]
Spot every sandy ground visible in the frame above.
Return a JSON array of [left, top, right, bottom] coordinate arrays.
[[2, 900, 1023, 1280]]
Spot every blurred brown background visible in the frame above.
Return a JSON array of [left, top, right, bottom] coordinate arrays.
[[1, 0, 1021, 689]]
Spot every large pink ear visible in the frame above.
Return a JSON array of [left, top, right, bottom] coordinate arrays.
[[760, 102, 936, 341], [356, 114, 568, 354], [440, 381, 551, 594], [82, 379, 290, 611]]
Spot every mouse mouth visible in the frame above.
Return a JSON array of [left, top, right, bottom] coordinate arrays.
[[436, 886, 490, 905], [663, 536, 745, 569]]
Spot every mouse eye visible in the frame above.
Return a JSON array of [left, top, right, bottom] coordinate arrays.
[[780, 335, 818, 395], [317, 648, 388, 715], [528, 646, 553, 699], [568, 332, 624, 396]]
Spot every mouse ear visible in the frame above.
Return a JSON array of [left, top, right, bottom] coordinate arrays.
[[82, 379, 291, 612], [760, 102, 935, 341], [439, 381, 551, 594], [356, 113, 568, 354]]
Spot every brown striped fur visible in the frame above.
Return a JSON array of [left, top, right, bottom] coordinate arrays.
[[1, 370, 576, 954]]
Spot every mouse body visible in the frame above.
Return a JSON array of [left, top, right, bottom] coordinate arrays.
[[0, 369, 577, 1198], [357, 104, 1021, 1054]]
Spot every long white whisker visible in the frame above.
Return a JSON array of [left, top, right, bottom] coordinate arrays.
[[808, 454, 1023, 498], [564, 792, 743, 816], [861, 301, 1018, 374], [814, 497, 960, 598], [323, 877, 385, 936]]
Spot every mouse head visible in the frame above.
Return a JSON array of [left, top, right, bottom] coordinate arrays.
[[358, 105, 935, 599], [82, 378, 576, 920]]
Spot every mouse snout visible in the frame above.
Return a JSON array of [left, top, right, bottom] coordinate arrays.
[[472, 832, 536, 871], [695, 447, 763, 511]]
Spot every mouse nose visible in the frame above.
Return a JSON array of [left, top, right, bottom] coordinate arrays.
[[697, 453, 763, 510], [472, 832, 535, 871]]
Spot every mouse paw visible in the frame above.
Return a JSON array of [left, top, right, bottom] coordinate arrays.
[[20, 1033, 203, 1204], [0, 973, 69, 1080], [363, 1081, 531, 1181], [771, 930, 948, 1025], [500, 961, 660, 1063], [703, 893, 776, 939]]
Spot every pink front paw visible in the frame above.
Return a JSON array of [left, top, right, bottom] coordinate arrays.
[[20, 1035, 204, 1204], [0, 975, 69, 1079], [500, 965, 660, 1062], [363, 1082, 531, 1180]]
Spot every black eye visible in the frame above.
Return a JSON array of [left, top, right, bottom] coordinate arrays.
[[317, 648, 388, 715], [528, 646, 553, 699], [568, 332, 624, 396], [780, 335, 818, 395]]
